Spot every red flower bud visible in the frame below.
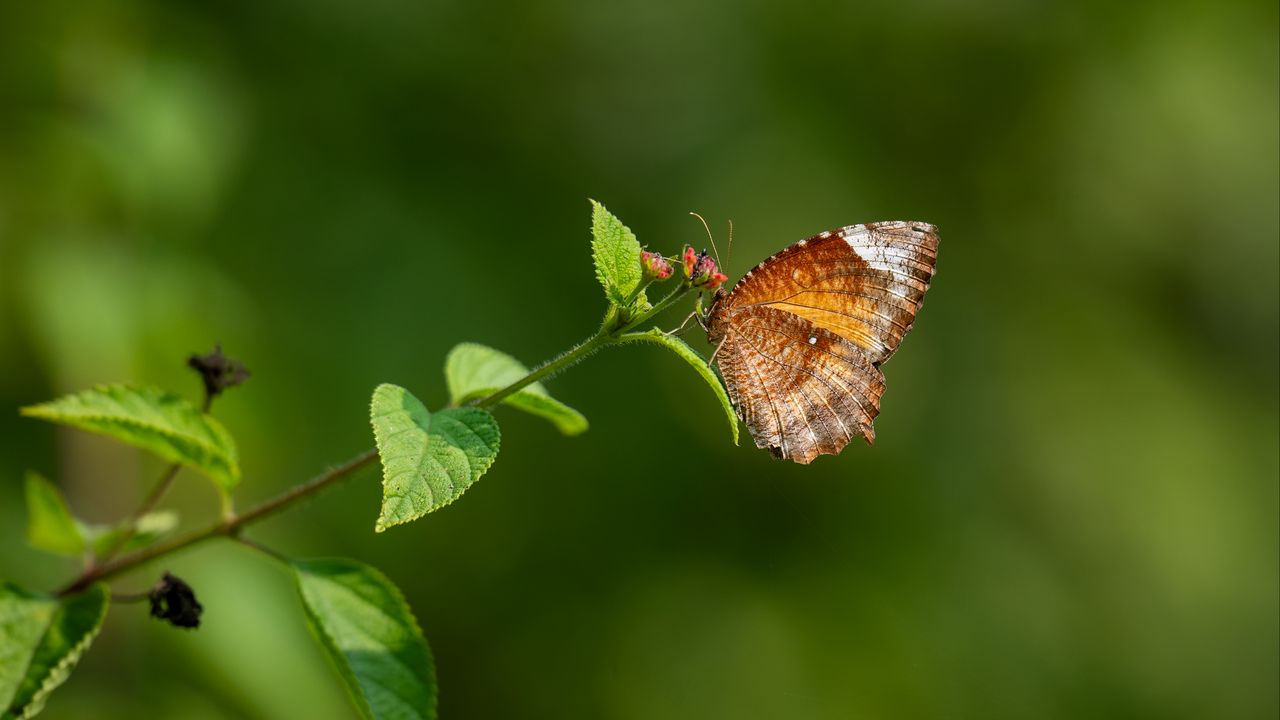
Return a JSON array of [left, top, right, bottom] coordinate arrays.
[[640, 251, 672, 281], [706, 271, 729, 291]]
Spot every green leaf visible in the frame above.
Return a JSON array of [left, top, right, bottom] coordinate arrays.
[[619, 330, 739, 445], [590, 200, 648, 311], [23, 473, 85, 557], [444, 343, 588, 436], [86, 511, 179, 557], [1, 584, 109, 720], [370, 384, 501, 532], [21, 385, 240, 493], [294, 559, 436, 720]]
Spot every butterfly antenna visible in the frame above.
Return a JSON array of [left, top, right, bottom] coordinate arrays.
[[689, 211, 723, 268], [726, 219, 734, 275]]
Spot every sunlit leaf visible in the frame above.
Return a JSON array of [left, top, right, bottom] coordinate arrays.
[[444, 343, 588, 435], [590, 200, 648, 311], [0, 584, 109, 720], [619, 330, 739, 445], [23, 473, 85, 557], [294, 558, 436, 720], [21, 385, 239, 493], [370, 384, 500, 532]]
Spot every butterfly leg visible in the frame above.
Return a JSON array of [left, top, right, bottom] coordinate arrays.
[[707, 335, 729, 365], [663, 310, 701, 337]]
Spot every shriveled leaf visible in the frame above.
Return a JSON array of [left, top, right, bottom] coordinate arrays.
[[21, 385, 239, 493], [370, 384, 500, 532], [590, 200, 648, 311], [87, 511, 179, 557], [444, 343, 587, 435], [619, 330, 739, 445], [23, 473, 85, 557], [1, 584, 109, 720], [294, 559, 436, 720]]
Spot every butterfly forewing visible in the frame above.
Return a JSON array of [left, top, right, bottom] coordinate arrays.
[[708, 221, 938, 464]]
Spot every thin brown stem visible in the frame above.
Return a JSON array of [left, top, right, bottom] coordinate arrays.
[[473, 332, 611, 409], [56, 288, 700, 599], [234, 536, 291, 565], [96, 463, 182, 564], [56, 448, 378, 597]]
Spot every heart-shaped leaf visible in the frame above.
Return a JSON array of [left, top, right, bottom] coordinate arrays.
[[21, 385, 240, 493], [294, 558, 436, 720], [370, 384, 500, 532], [444, 343, 587, 435]]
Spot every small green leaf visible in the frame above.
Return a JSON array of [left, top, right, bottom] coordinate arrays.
[[87, 511, 179, 557], [23, 473, 85, 557], [370, 384, 501, 532], [1, 584, 109, 720], [444, 343, 588, 435], [619, 330, 739, 445], [294, 559, 436, 720], [21, 385, 240, 493], [590, 200, 648, 311]]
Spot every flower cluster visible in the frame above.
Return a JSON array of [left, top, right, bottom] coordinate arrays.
[[681, 246, 728, 290], [639, 251, 673, 281]]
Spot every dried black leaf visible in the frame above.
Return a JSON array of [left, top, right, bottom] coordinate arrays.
[[149, 572, 204, 629], [188, 344, 250, 400]]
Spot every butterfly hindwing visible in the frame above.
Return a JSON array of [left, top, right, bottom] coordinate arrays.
[[713, 306, 885, 464]]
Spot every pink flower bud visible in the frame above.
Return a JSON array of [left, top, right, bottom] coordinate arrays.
[[640, 251, 672, 281], [688, 252, 729, 290]]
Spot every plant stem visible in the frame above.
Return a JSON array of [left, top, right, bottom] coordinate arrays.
[[473, 332, 611, 409], [620, 279, 651, 309], [474, 286, 695, 409], [615, 286, 694, 335], [56, 448, 378, 597], [95, 463, 183, 564], [55, 289, 699, 598]]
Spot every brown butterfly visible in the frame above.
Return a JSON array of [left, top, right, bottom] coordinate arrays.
[[703, 221, 939, 464]]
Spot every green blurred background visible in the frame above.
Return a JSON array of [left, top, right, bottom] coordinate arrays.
[[1, 0, 1276, 718]]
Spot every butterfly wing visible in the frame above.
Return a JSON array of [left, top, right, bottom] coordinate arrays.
[[712, 305, 886, 463], [708, 221, 938, 463]]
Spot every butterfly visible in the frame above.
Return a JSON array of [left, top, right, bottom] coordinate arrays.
[[701, 221, 939, 464]]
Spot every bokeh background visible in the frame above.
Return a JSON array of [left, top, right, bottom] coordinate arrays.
[[1, 1, 1276, 718]]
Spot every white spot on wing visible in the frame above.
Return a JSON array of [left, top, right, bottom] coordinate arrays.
[[808, 336, 817, 345]]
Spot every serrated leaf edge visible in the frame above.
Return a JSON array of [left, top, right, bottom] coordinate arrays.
[[369, 388, 502, 532], [8, 585, 109, 720], [589, 199, 646, 309], [20, 384, 240, 487]]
